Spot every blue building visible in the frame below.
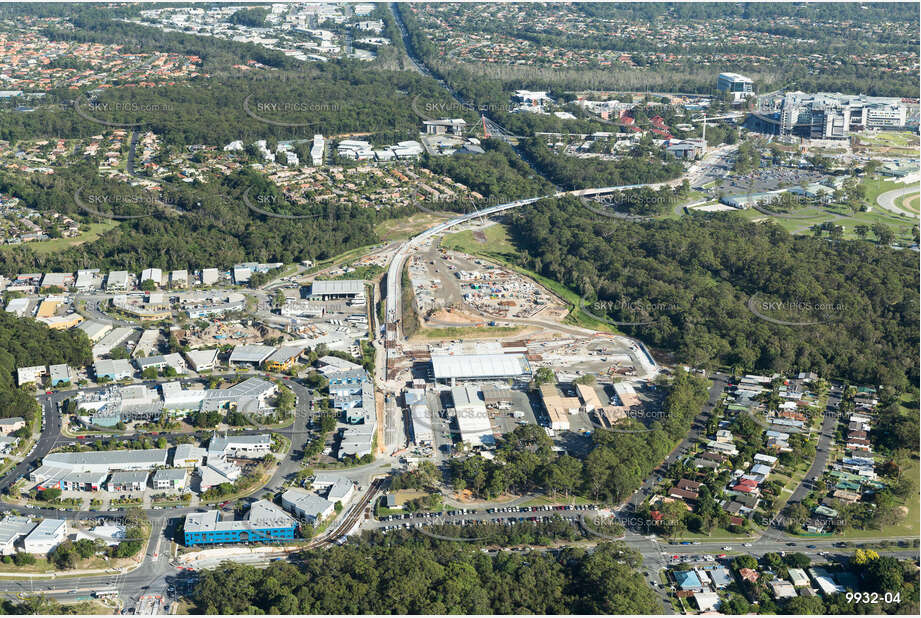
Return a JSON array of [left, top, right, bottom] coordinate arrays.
[[328, 368, 368, 397], [183, 500, 297, 546]]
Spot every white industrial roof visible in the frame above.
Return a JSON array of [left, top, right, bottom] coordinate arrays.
[[432, 354, 531, 380], [229, 344, 275, 363], [0, 516, 36, 545], [310, 279, 365, 296], [266, 345, 305, 363], [185, 348, 218, 368], [282, 489, 333, 517], [107, 271, 129, 286], [43, 449, 168, 471], [24, 518, 66, 543], [153, 468, 188, 481]]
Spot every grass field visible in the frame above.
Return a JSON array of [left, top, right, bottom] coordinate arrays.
[[0, 222, 118, 255], [415, 325, 523, 340], [306, 242, 382, 274], [441, 223, 518, 257], [835, 459, 920, 540], [897, 192, 919, 215], [857, 131, 920, 148], [735, 197, 917, 243], [860, 177, 906, 205], [375, 211, 452, 242]]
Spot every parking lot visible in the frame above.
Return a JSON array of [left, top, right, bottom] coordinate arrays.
[[372, 503, 601, 531], [719, 167, 828, 196]]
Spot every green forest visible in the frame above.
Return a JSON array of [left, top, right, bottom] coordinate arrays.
[[190, 539, 661, 614], [519, 136, 685, 190], [506, 197, 919, 389], [0, 312, 91, 420], [0, 65, 465, 146]]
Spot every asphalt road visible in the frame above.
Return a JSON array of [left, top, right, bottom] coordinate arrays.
[[625, 372, 728, 511], [787, 386, 842, 506]]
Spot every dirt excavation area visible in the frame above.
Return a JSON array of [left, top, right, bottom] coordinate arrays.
[[408, 240, 568, 328]]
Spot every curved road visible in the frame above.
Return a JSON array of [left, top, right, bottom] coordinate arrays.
[[876, 185, 919, 218]]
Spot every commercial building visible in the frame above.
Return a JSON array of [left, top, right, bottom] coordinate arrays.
[[423, 118, 467, 135], [170, 270, 188, 288], [140, 268, 163, 286], [717, 72, 754, 103], [339, 420, 376, 460], [0, 516, 36, 556], [281, 489, 335, 525], [39, 313, 84, 330], [183, 500, 297, 546], [430, 353, 531, 384], [406, 389, 433, 445], [57, 471, 107, 492], [173, 444, 207, 468], [74, 269, 100, 291], [22, 519, 67, 554], [0, 417, 26, 434], [324, 477, 356, 505], [264, 345, 305, 372], [451, 385, 494, 447], [32, 449, 169, 478], [757, 92, 908, 139], [78, 320, 112, 343], [318, 355, 362, 374], [199, 458, 242, 490], [106, 470, 150, 492], [161, 378, 277, 415], [342, 383, 375, 424], [16, 365, 47, 387], [36, 298, 62, 318], [186, 299, 245, 319], [201, 268, 220, 286], [229, 344, 276, 367], [612, 381, 640, 408], [106, 271, 130, 291], [308, 279, 365, 300], [328, 368, 369, 399], [539, 383, 580, 432], [280, 300, 325, 318], [4, 297, 31, 317], [41, 272, 74, 289], [152, 468, 188, 490], [136, 353, 187, 375], [208, 433, 272, 460], [48, 364, 74, 386], [184, 348, 219, 372], [93, 358, 134, 381], [92, 326, 136, 358]]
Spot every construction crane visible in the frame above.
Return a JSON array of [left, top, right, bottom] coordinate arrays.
[[692, 113, 746, 151]]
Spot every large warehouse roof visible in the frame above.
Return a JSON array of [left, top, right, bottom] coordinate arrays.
[[310, 279, 365, 296], [431, 354, 531, 380], [43, 449, 169, 472], [229, 344, 275, 363]]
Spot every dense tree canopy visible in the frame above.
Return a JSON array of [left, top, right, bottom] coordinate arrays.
[[191, 539, 661, 614], [507, 197, 919, 388], [0, 312, 91, 421]]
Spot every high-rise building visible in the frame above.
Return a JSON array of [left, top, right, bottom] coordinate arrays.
[[717, 73, 754, 103], [773, 92, 907, 139]]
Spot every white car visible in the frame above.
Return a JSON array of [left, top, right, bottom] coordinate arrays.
[[743, 543, 753, 547], [722, 546, 732, 551]]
